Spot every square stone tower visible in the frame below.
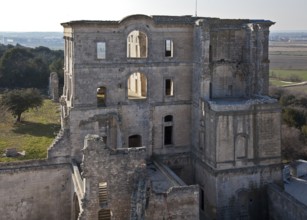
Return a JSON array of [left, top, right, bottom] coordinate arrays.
[[192, 20, 282, 219]]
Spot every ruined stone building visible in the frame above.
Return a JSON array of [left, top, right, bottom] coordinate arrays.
[[1, 14, 301, 220]]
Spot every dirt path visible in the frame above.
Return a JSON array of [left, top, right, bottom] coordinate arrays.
[[281, 81, 307, 87]]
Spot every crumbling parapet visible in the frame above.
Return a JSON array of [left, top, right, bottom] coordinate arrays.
[[47, 129, 71, 159]]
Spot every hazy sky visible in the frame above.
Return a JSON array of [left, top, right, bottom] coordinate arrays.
[[1, 0, 306, 32]]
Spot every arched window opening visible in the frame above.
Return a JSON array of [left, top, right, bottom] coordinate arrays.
[[127, 30, 148, 58], [164, 115, 173, 145], [98, 209, 111, 220], [164, 115, 173, 122], [97, 86, 106, 107], [129, 135, 142, 148], [127, 72, 147, 99]]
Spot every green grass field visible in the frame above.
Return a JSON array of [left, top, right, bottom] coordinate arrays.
[[0, 99, 60, 162], [270, 69, 307, 81]]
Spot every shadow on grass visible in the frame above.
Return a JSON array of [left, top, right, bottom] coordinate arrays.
[[12, 121, 60, 138]]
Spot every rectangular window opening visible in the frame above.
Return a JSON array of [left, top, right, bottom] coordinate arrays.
[[98, 209, 111, 220], [200, 188, 205, 211], [164, 126, 173, 145], [99, 182, 108, 204], [165, 79, 173, 96], [97, 42, 106, 59], [165, 39, 173, 57]]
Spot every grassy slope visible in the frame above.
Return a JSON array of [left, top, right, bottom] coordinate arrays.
[[270, 69, 307, 81], [0, 99, 60, 162]]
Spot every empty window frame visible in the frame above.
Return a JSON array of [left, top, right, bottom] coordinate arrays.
[[127, 72, 147, 99], [165, 79, 173, 96], [99, 182, 108, 204], [200, 188, 205, 211], [127, 30, 148, 58], [97, 42, 106, 59], [97, 86, 106, 107], [165, 39, 173, 57], [129, 135, 142, 148], [98, 209, 111, 220], [164, 115, 173, 145]]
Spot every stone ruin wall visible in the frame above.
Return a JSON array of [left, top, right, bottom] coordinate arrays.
[[79, 135, 147, 220], [145, 185, 199, 220], [194, 161, 282, 220], [0, 160, 72, 220]]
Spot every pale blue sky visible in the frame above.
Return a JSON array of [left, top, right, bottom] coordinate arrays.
[[1, 0, 306, 31]]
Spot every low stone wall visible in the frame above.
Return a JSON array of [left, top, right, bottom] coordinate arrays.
[[0, 159, 72, 220], [268, 184, 307, 220]]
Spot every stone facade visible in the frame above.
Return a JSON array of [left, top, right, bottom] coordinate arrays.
[[0, 14, 285, 220], [58, 14, 281, 219]]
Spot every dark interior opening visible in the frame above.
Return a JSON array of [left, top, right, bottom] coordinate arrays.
[[164, 126, 173, 145], [129, 135, 142, 148]]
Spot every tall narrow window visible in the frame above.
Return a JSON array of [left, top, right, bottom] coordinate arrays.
[[97, 42, 106, 59], [201, 101, 205, 117], [99, 182, 108, 204], [165, 79, 173, 96], [209, 45, 212, 62], [165, 39, 173, 57], [127, 30, 147, 58], [200, 188, 205, 211], [97, 86, 106, 107], [164, 115, 173, 145]]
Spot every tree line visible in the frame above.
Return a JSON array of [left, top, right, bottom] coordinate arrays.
[[0, 44, 63, 122], [270, 87, 307, 161], [0, 44, 63, 90]]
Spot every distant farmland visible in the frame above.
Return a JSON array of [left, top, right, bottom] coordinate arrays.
[[269, 41, 307, 70]]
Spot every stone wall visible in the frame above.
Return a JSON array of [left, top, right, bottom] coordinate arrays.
[[195, 158, 282, 220], [268, 184, 307, 220], [0, 160, 72, 220], [80, 135, 147, 220], [145, 185, 199, 220]]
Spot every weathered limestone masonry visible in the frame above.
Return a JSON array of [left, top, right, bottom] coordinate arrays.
[[0, 14, 282, 220], [58, 14, 282, 219], [79, 135, 147, 220], [0, 159, 72, 220], [191, 19, 282, 219]]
